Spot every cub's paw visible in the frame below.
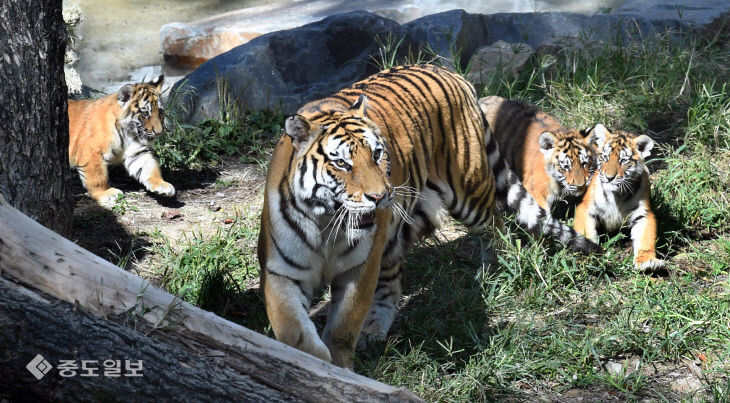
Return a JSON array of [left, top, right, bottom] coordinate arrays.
[[150, 181, 176, 197], [95, 188, 123, 207], [569, 236, 604, 255], [635, 257, 666, 271]]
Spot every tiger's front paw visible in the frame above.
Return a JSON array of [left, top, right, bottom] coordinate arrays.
[[94, 188, 123, 207], [635, 257, 665, 270], [150, 181, 176, 197]]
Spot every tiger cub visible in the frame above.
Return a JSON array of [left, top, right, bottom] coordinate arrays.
[[68, 75, 174, 205], [574, 124, 664, 269], [258, 65, 601, 368], [478, 95, 596, 211]]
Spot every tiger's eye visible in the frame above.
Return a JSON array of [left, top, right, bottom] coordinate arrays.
[[373, 149, 382, 162]]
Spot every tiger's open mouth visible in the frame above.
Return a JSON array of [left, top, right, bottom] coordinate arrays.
[[356, 211, 375, 229]]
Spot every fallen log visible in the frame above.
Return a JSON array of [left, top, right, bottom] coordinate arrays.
[[0, 194, 422, 402]]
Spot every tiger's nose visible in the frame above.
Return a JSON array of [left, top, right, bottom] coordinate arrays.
[[605, 173, 616, 182], [365, 192, 385, 205]]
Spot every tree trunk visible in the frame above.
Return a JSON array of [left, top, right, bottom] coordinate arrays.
[[0, 0, 73, 236], [0, 194, 423, 402], [0, 278, 295, 402]]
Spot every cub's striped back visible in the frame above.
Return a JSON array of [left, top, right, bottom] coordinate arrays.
[[479, 95, 596, 210]]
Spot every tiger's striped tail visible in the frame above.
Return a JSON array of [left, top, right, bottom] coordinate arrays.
[[482, 114, 603, 255]]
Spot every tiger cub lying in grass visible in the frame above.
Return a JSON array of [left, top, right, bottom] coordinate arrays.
[[574, 124, 665, 270], [478, 96, 597, 212], [68, 75, 175, 206]]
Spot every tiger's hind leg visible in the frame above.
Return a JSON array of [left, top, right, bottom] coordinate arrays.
[[358, 261, 403, 348], [477, 214, 504, 267]]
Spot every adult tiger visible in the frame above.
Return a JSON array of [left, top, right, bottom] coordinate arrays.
[[574, 124, 664, 270], [68, 75, 174, 205], [479, 95, 597, 212], [258, 65, 601, 368]]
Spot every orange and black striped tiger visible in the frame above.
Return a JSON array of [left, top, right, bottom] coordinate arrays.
[[68, 75, 174, 205], [257, 65, 601, 368], [574, 124, 664, 269], [479, 95, 597, 211]]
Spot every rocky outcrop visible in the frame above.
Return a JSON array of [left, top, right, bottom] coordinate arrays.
[[172, 2, 730, 123], [173, 11, 401, 121], [159, 0, 618, 71]]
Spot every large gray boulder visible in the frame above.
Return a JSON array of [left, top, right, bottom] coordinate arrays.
[[173, 11, 401, 122]]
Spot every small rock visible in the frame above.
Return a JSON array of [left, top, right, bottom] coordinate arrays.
[[605, 361, 624, 376], [161, 210, 183, 221], [670, 376, 703, 393], [466, 40, 534, 84]]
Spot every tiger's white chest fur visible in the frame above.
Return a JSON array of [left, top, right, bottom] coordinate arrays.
[[267, 187, 376, 290], [587, 168, 649, 232]]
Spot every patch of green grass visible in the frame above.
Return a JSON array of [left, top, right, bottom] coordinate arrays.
[[111, 193, 139, 216], [149, 212, 260, 314], [154, 110, 283, 170], [652, 144, 730, 233], [358, 227, 730, 401], [156, 79, 284, 171]]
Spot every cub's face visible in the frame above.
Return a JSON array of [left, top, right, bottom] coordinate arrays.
[[590, 124, 654, 191], [117, 75, 165, 143], [539, 129, 596, 196], [286, 96, 393, 241]]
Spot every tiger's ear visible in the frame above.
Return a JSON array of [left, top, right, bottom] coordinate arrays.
[[285, 114, 315, 149], [349, 94, 368, 118], [538, 131, 557, 155], [589, 123, 609, 148], [150, 74, 164, 91], [634, 134, 654, 159], [117, 84, 135, 107]]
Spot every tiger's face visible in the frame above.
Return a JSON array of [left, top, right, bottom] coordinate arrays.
[[117, 75, 165, 143], [590, 123, 654, 192], [539, 129, 596, 196], [286, 96, 393, 241]]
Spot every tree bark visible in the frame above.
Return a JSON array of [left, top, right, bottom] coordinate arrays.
[[0, 0, 74, 236], [0, 194, 423, 402], [0, 278, 296, 402]]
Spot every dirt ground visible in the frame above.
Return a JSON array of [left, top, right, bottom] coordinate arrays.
[[70, 158, 265, 282]]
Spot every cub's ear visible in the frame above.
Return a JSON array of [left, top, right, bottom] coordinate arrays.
[[285, 114, 315, 149], [150, 74, 164, 91], [634, 134, 655, 159], [589, 123, 610, 148], [538, 131, 557, 155], [117, 84, 135, 106], [349, 94, 368, 118]]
